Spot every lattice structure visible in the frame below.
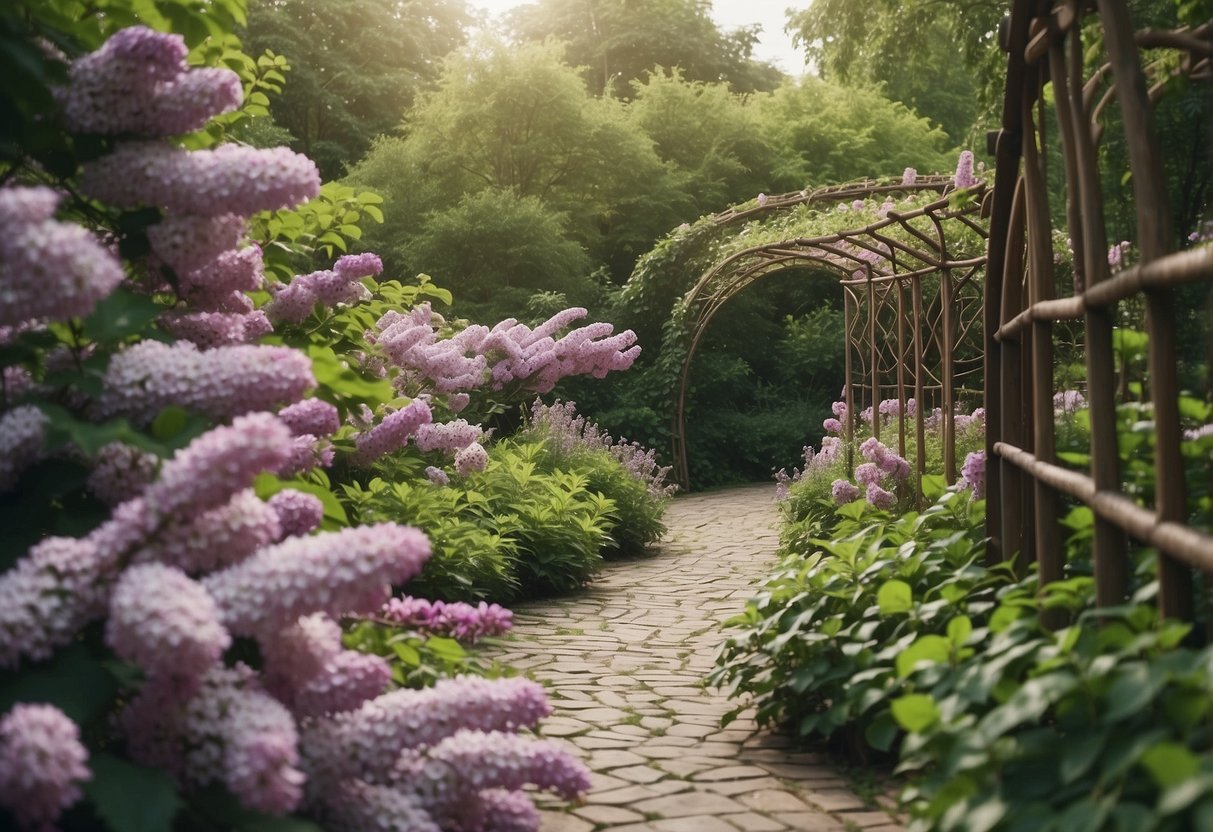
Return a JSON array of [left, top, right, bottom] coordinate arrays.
[[671, 179, 989, 489], [985, 1, 1213, 617]]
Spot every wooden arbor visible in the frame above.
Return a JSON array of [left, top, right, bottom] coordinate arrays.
[[672, 178, 989, 490], [985, 1, 1213, 615]]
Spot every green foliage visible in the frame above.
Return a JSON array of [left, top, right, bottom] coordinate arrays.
[[345, 442, 616, 601], [343, 619, 506, 690], [504, 0, 784, 98], [248, 182, 385, 280], [710, 488, 994, 752], [243, 0, 471, 177]]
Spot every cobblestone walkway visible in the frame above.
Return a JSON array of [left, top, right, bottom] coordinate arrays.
[[488, 484, 904, 832]]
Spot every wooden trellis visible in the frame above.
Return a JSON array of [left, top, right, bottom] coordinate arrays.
[[672, 179, 989, 489], [985, 1, 1213, 615]]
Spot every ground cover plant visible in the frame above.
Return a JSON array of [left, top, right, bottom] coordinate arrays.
[[0, 5, 681, 828], [716, 383, 1213, 830]]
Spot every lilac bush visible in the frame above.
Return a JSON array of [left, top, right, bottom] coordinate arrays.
[[0, 23, 592, 831]]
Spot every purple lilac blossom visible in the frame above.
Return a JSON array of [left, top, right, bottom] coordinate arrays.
[[278, 398, 341, 437], [202, 523, 431, 637], [98, 340, 315, 425], [425, 466, 450, 486], [823, 417, 843, 434], [267, 489, 324, 539], [832, 480, 860, 504], [901, 168, 918, 186], [178, 246, 264, 311], [106, 563, 230, 696], [81, 141, 320, 218], [262, 614, 391, 718], [0, 704, 90, 831], [0, 405, 48, 494], [146, 213, 246, 275], [866, 482, 896, 509], [135, 489, 282, 574], [953, 151, 978, 188], [121, 665, 304, 814], [961, 451, 986, 498], [381, 597, 513, 642], [59, 26, 242, 136], [352, 399, 433, 464], [414, 420, 484, 454], [87, 441, 160, 505], [0, 187, 125, 327], [1053, 390, 1086, 414], [453, 442, 489, 477], [159, 309, 272, 348]]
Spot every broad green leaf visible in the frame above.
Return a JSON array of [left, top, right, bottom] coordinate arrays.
[[84, 754, 182, 832], [81, 287, 163, 341], [1140, 742, 1200, 789], [890, 693, 939, 733], [947, 615, 973, 646], [877, 579, 913, 615], [1060, 730, 1107, 784], [896, 634, 951, 677]]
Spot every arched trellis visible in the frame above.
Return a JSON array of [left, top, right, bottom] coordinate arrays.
[[671, 179, 990, 490], [985, 1, 1213, 619]]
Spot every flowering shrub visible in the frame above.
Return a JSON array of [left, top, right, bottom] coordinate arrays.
[[0, 18, 595, 831]]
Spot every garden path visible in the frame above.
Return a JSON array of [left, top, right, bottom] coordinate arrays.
[[488, 484, 905, 832]]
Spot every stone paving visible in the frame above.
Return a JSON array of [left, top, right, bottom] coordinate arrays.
[[487, 484, 905, 832]]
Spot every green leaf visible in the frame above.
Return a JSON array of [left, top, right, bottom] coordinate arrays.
[[877, 579, 913, 615], [150, 406, 188, 441], [864, 710, 900, 751], [1105, 662, 1164, 722], [83, 753, 182, 832], [391, 641, 421, 666], [896, 634, 951, 677], [0, 644, 119, 725], [253, 474, 348, 527], [947, 615, 973, 646], [1140, 742, 1200, 789], [890, 693, 939, 733], [1060, 730, 1107, 784]]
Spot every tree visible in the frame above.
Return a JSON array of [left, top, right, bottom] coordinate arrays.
[[627, 69, 778, 214], [787, 0, 1001, 142], [243, 0, 470, 177], [756, 77, 955, 189], [505, 0, 783, 98]]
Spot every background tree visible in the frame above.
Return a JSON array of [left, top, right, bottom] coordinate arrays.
[[505, 0, 783, 98], [243, 0, 470, 177]]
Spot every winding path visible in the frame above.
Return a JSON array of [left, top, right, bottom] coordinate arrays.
[[488, 484, 905, 832]]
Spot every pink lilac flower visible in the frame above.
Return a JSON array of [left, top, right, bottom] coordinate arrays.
[[80, 142, 320, 218], [877, 200, 895, 218], [159, 309, 272, 348], [854, 462, 883, 487], [866, 482, 896, 509], [901, 168, 918, 186], [334, 253, 384, 280], [106, 563, 230, 695], [822, 417, 843, 434], [1053, 390, 1086, 414], [1184, 423, 1213, 442], [0, 537, 110, 668], [401, 731, 590, 822], [0, 187, 125, 327], [121, 665, 304, 815], [301, 676, 551, 787], [447, 392, 470, 413], [414, 420, 483, 454], [756, 193, 769, 207], [278, 398, 341, 437], [953, 151, 978, 189], [381, 597, 513, 642], [774, 468, 793, 501], [59, 26, 242, 136], [320, 780, 440, 832], [1107, 240, 1131, 270], [0, 405, 48, 493], [831, 479, 861, 504], [831, 400, 848, 419], [0, 704, 90, 831], [135, 489, 282, 574], [266, 258, 378, 324], [961, 450, 986, 498], [87, 441, 161, 505], [202, 523, 431, 637], [262, 614, 390, 718], [268, 489, 324, 539], [178, 246, 264, 310], [425, 466, 450, 486], [146, 213, 246, 275], [98, 341, 315, 425], [353, 399, 433, 464], [276, 434, 335, 477], [454, 442, 489, 477], [142, 412, 294, 521]]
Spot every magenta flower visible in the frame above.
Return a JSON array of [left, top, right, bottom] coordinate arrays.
[[0, 704, 90, 831]]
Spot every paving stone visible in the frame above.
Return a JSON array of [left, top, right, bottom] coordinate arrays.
[[721, 813, 789, 831], [634, 792, 749, 818], [771, 814, 845, 831], [652, 816, 741, 832], [586, 749, 649, 769], [691, 766, 772, 782], [798, 790, 868, 812], [613, 764, 668, 784], [700, 777, 789, 796], [573, 804, 648, 824], [538, 812, 595, 832], [738, 790, 816, 812], [838, 811, 901, 828]]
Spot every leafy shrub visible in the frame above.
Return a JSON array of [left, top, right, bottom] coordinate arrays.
[[519, 399, 674, 556]]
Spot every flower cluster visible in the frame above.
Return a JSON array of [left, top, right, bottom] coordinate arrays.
[[97, 340, 315, 424], [59, 25, 242, 136], [267, 254, 384, 324], [0, 704, 91, 832], [961, 450, 986, 498], [381, 596, 513, 642], [902, 167, 918, 186], [526, 399, 676, 498], [1053, 389, 1087, 414], [352, 398, 433, 464], [953, 150, 979, 189], [372, 304, 639, 397], [0, 187, 125, 328], [1107, 240, 1132, 270], [453, 442, 489, 477], [0, 405, 49, 494], [87, 441, 161, 505]]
